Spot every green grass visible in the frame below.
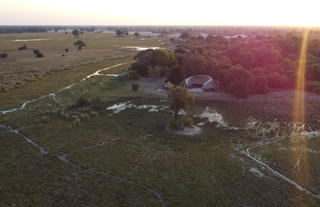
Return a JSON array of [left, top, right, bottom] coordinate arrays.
[[1, 34, 320, 206], [0, 32, 169, 91]]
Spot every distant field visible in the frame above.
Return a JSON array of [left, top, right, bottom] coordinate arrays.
[[0, 32, 169, 91]]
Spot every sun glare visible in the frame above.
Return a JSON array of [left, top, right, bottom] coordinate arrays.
[[291, 30, 311, 200]]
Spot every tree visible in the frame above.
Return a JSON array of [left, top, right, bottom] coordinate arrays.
[[72, 29, 80, 42], [167, 66, 184, 84], [33, 49, 44, 58], [0, 53, 8, 59], [169, 86, 193, 121], [223, 66, 254, 98], [116, 30, 125, 37], [266, 72, 290, 89], [180, 30, 191, 39], [74, 40, 86, 47], [131, 49, 177, 77], [134, 32, 140, 37], [18, 45, 28, 50]]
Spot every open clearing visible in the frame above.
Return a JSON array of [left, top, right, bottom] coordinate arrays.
[[0, 32, 169, 91], [1, 35, 320, 207]]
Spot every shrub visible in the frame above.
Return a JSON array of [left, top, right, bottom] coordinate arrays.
[[41, 116, 50, 123], [169, 119, 181, 130], [33, 49, 44, 58], [71, 97, 90, 109], [0, 53, 8, 59], [132, 83, 140, 91], [128, 70, 140, 80], [18, 45, 28, 50], [184, 117, 194, 127], [72, 118, 81, 127], [0, 87, 7, 93]]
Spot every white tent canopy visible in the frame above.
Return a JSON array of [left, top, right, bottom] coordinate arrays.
[[182, 75, 216, 91]]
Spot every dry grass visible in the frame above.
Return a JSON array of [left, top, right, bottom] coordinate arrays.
[[0, 32, 169, 91]]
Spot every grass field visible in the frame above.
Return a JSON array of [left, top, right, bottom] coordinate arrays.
[[0, 32, 169, 91], [1, 33, 320, 207]]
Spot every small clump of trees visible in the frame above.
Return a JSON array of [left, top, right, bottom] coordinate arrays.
[[33, 49, 44, 58], [74, 40, 86, 50], [131, 83, 140, 91], [116, 30, 129, 37], [130, 49, 177, 77], [45, 97, 102, 127], [18, 45, 28, 50], [0, 53, 8, 59], [134, 32, 140, 37], [72, 29, 80, 39]]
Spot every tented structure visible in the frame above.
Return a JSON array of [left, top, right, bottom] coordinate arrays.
[[182, 75, 216, 91]]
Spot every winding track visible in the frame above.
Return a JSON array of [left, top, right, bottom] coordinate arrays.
[[234, 123, 320, 200], [2, 60, 320, 204], [0, 61, 167, 207]]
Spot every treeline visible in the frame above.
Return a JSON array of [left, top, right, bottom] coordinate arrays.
[[130, 31, 320, 98], [0, 26, 98, 34], [172, 32, 320, 97], [0, 26, 48, 33]]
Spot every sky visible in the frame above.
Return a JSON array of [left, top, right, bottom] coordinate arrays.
[[0, 0, 319, 26]]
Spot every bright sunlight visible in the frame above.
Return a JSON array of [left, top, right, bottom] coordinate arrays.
[[1, 0, 320, 26]]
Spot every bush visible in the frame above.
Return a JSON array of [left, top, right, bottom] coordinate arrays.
[[33, 49, 44, 58], [128, 70, 140, 80], [18, 45, 28, 50], [41, 116, 50, 123], [184, 117, 194, 127], [72, 118, 81, 127], [169, 119, 181, 129], [132, 83, 140, 91], [0, 53, 8, 59]]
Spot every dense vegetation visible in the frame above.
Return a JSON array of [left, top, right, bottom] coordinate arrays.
[[131, 31, 320, 98], [175, 32, 320, 97]]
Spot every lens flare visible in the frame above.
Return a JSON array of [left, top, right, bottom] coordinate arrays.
[[291, 30, 310, 201]]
